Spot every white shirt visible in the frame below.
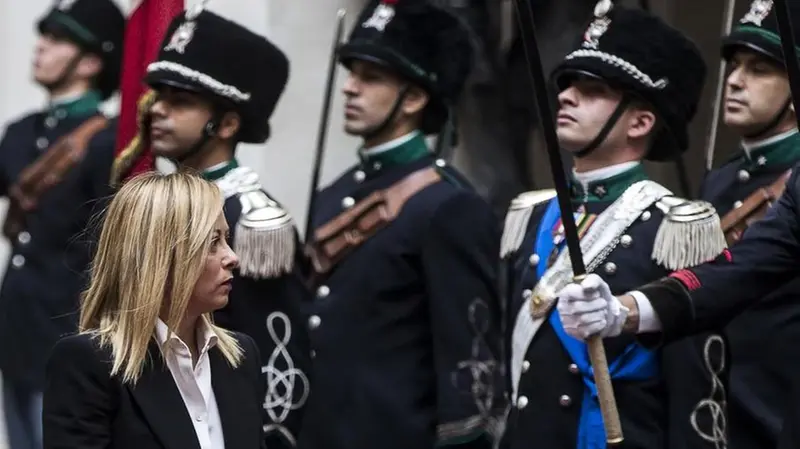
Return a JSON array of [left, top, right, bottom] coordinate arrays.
[[626, 291, 661, 332], [155, 319, 225, 449]]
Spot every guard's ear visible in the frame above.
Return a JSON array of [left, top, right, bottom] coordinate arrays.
[[217, 111, 241, 140], [401, 85, 429, 117], [626, 107, 656, 140], [75, 53, 103, 80]]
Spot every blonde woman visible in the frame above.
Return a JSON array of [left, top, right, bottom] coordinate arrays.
[[41, 171, 265, 449]]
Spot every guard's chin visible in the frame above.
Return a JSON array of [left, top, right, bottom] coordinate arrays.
[[556, 131, 587, 154], [343, 122, 367, 137]]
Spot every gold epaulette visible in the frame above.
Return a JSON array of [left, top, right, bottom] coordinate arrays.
[[651, 196, 728, 270], [229, 170, 296, 279], [500, 189, 557, 258]]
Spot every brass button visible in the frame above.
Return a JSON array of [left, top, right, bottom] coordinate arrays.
[[342, 197, 355, 208], [521, 360, 531, 373], [559, 395, 572, 407], [604, 262, 617, 275], [640, 211, 651, 222], [517, 395, 529, 409], [528, 254, 540, 267], [620, 234, 632, 248], [308, 315, 322, 330], [317, 285, 330, 298], [733, 200, 743, 209], [36, 137, 49, 150], [353, 170, 366, 182], [435, 158, 446, 167], [568, 363, 579, 374]]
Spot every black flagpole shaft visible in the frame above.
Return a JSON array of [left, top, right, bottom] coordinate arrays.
[[774, 0, 800, 131], [512, 0, 623, 443], [305, 9, 346, 243], [512, 5, 583, 273]]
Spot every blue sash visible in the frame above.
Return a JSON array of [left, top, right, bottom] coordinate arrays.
[[528, 199, 658, 449], [533, 199, 562, 279]]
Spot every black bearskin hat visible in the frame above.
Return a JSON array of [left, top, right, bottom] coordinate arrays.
[[145, 8, 289, 144], [37, 0, 125, 100], [722, 0, 800, 66], [551, 2, 707, 161], [338, 0, 474, 134]]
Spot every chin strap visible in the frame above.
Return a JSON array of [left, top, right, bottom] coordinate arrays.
[[360, 85, 410, 141], [43, 49, 87, 98], [573, 94, 632, 159], [743, 97, 792, 141], [173, 112, 224, 165]]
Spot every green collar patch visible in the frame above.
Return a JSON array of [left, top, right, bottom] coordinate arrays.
[[569, 164, 649, 203]]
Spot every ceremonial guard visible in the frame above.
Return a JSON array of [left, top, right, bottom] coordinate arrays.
[[554, 163, 800, 449], [137, 8, 311, 449], [499, 3, 726, 448], [0, 1, 124, 448], [664, 2, 800, 448], [300, 1, 504, 448]]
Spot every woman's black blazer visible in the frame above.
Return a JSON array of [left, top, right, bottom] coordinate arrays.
[[42, 331, 266, 449]]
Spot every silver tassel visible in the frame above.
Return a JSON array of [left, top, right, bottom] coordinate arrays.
[[500, 189, 556, 258], [652, 198, 728, 270], [235, 190, 296, 279]]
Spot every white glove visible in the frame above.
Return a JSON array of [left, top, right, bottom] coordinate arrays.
[[556, 273, 629, 340]]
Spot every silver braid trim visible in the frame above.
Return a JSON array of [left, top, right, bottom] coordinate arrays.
[[565, 49, 669, 90], [689, 334, 728, 449], [146, 61, 252, 102]]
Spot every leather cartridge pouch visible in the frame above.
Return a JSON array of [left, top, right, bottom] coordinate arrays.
[[720, 169, 792, 246], [306, 166, 441, 275], [3, 115, 109, 240]]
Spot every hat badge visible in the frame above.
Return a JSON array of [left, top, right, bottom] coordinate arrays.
[[362, 0, 398, 32], [582, 0, 613, 49], [56, 0, 77, 11], [164, 21, 196, 54], [164, 1, 207, 54], [741, 0, 773, 27]]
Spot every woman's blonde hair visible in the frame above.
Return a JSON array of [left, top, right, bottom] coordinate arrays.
[[80, 171, 242, 384]]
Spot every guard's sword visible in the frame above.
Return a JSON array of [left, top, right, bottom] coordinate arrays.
[[704, 0, 738, 174], [511, 0, 623, 444], [774, 0, 800, 130], [304, 9, 347, 244]]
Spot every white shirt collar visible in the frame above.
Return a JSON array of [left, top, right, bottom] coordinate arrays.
[[155, 318, 218, 355], [203, 160, 230, 173], [742, 128, 799, 157], [572, 161, 641, 193], [360, 130, 421, 157]]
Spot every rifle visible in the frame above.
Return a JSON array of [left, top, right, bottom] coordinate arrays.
[[304, 9, 347, 244], [704, 0, 738, 175]]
